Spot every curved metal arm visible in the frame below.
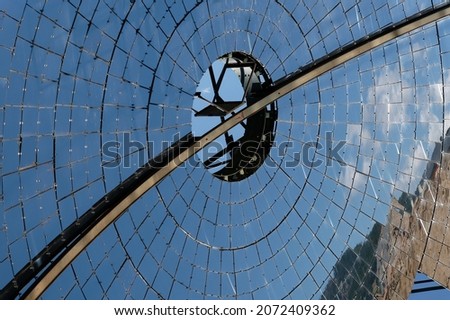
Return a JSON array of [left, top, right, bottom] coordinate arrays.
[[1, 2, 449, 300]]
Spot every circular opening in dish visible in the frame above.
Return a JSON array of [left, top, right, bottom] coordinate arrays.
[[192, 52, 277, 182]]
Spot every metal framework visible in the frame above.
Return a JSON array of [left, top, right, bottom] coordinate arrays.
[[410, 274, 448, 294], [193, 52, 278, 181], [1, 3, 450, 300]]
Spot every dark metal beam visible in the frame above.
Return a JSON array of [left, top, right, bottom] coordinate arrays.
[[411, 286, 447, 294], [414, 279, 435, 285]]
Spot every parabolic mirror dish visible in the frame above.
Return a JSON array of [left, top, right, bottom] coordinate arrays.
[[1, 0, 450, 299]]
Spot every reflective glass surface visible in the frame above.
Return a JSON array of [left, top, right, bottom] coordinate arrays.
[[1, 0, 450, 299]]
